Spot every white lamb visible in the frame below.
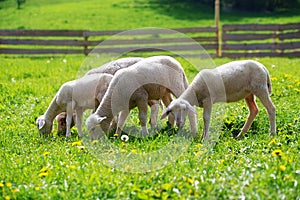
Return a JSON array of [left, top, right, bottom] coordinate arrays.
[[161, 60, 276, 140], [36, 73, 113, 138], [86, 56, 198, 137], [55, 57, 162, 135]]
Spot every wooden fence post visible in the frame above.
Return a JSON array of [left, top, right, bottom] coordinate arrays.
[[215, 0, 221, 56]]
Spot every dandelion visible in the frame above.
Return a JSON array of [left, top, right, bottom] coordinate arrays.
[[43, 151, 50, 156], [92, 140, 98, 145], [270, 77, 277, 81], [35, 187, 40, 191], [13, 189, 19, 193], [268, 139, 276, 145], [121, 135, 129, 142], [220, 159, 225, 164], [114, 133, 119, 137], [272, 149, 283, 157], [39, 166, 48, 173], [279, 165, 286, 171], [0, 182, 4, 188], [131, 149, 137, 153], [121, 149, 127, 153], [294, 88, 300, 93], [6, 182, 12, 187], [195, 151, 201, 157], [38, 172, 49, 178], [284, 74, 292, 79], [71, 141, 82, 146], [5, 196, 10, 200]]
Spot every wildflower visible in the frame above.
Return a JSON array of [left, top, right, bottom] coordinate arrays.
[[69, 165, 76, 169], [5, 196, 10, 200], [6, 182, 12, 187], [35, 187, 40, 191], [270, 77, 277, 81], [13, 189, 19, 193], [121, 149, 127, 153], [272, 149, 283, 157], [39, 167, 48, 173], [114, 133, 119, 137], [268, 139, 276, 145], [0, 182, 4, 188], [38, 172, 49, 178], [284, 74, 292, 78], [279, 165, 286, 171], [71, 141, 82, 146], [294, 88, 300, 93], [195, 151, 201, 157], [43, 151, 50, 156], [131, 149, 137, 153], [220, 159, 225, 164], [92, 140, 98, 145], [121, 135, 129, 142]]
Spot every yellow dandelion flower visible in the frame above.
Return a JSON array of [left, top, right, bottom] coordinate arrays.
[[35, 187, 40, 191], [220, 159, 225, 164], [5, 196, 10, 200], [69, 165, 76, 169], [294, 88, 300, 93], [195, 151, 201, 157], [289, 159, 293, 163], [71, 141, 82, 146], [13, 189, 19, 193], [121, 149, 127, 153], [38, 172, 49, 177], [6, 182, 12, 187], [39, 167, 48, 173], [268, 139, 276, 145], [43, 151, 50, 156], [0, 183, 4, 188], [92, 140, 98, 145], [284, 74, 292, 78], [131, 149, 137, 153], [272, 149, 283, 157], [270, 77, 277, 81], [279, 165, 286, 171], [113, 133, 119, 137]]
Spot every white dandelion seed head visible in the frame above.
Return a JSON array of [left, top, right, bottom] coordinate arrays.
[[121, 135, 129, 142]]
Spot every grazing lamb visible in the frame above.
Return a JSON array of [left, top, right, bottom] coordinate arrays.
[[86, 56, 198, 137], [55, 57, 162, 135], [36, 73, 113, 138], [161, 60, 276, 140], [56, 112, 76, 135]]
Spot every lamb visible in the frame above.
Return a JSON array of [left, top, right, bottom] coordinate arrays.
[[86, 56, 198, 137], [161, 60, 276, 140], [55, 57, 162, 135], [36, 73, 113, 138]]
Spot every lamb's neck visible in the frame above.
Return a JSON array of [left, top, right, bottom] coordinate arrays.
[[44, 96, 64, 123], [95, 95, 114, 132], [180, 85, 200, 107]]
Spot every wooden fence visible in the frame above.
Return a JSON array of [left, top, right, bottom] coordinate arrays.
[[0, 27, 218, 57], [1, 23, 300, 57], [222, 23, 300, 57]]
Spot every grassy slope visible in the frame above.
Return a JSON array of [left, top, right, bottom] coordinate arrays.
[[1, 0, 300, 30], [0, 0, 300, 199]]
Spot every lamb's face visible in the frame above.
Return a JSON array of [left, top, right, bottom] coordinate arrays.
[[36, 115, 53, 137], [161, 99, 195, 129], [56, 112, 76, 135], [86, 114, 107, 139]]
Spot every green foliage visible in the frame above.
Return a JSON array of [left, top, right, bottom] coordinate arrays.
[[0, 56, 299, 199]]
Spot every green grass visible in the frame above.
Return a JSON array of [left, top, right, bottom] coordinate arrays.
[[0, 56, 299, 199], [1, 0, 300, 30], [0, 0, 300, 199]]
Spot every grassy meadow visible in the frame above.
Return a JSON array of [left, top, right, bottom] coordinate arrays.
[[1, 0, 300, 199]]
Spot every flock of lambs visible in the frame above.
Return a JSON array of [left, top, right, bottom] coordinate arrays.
[[36, 56, 276, 141]]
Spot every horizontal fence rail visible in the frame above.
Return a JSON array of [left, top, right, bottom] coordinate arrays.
[[222, 23, 300, 57], [0, 27, 218, 57], [1, 23, 300, 57]]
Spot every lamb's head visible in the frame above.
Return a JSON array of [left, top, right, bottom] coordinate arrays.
[[56, 112, 76, 135], [36, 115, 53, 136], [85, 114, 107, 139], [161, 99, 196, 129]]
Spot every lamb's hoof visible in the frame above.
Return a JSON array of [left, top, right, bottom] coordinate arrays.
[[269, 133, 276, 137]]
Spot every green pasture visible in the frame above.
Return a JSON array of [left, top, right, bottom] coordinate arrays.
[[1, 55, 299, 199], [1, 0, 300, 199]]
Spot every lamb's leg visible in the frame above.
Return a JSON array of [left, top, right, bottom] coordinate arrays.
[[237, 94, 258, 138], [162, 94, 174, 127], [66, 102, 73, 138], [137, 100, 149, 136], [75, 108, 83, 138], [202, 100, 212, 140], [256, 92, 276, 136], [115, 110, 129, 136], [149, 102, 160, 129], [188, 110, 198, 137]]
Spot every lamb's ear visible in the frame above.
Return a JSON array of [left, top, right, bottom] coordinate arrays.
[[96, 116, 107, 124], [37, 119, 46, 130], [161, 108, 171, 120], [186, 104, 196, 114]]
